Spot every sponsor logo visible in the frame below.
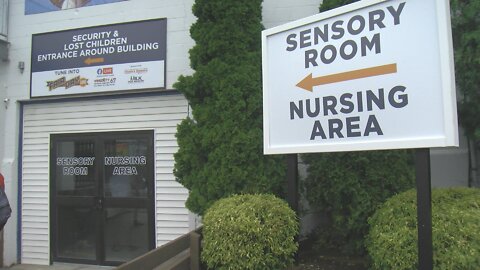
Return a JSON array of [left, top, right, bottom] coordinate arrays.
[[124, 67, 148, 75], [46, 76, 88, 91], [97, 67, 114, 76], [102, 67, 113, 75], [94, 77, 117, 87], [128, 75, 144, 84]]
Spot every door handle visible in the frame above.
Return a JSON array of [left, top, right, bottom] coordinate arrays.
[[94, 197, 104, 210]]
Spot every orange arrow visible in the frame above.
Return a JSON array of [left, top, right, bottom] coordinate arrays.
[[296, 63, 397, 92], [84, 57, 105, 65]]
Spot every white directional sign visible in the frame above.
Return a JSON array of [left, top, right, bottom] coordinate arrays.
[[262, 0, 458, 154]]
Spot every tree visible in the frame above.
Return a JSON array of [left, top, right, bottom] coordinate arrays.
[[318, 0, 358, 12], [450, 0, 480, 186], [173, 0, 286, 215], [451, 0, 480, 142], [303, 151, 414, 254]]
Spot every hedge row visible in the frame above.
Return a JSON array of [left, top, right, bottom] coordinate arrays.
[[199, 189, 479, 270]]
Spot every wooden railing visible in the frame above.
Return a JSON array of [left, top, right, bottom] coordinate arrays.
[[116, 227, 202, 270]]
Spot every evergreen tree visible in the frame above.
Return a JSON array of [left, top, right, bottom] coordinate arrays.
[[318, 0, 358, 12], [303, 151, 414, 254], [451, 0, 480, 142], [174, 0, 286, 215]]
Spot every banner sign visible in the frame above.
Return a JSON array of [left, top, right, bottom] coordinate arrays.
[[262, 0, 458, 154], [25, 0, 128, 15], [31, 19, 166, 98]]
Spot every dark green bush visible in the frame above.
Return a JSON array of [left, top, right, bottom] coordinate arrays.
[[451, 0, 480, 142], [319, 0, 358, 12], [301, 0, 415, 255], [303, 150, 414, 254], [201, 194, 298, 270], [174, 0, 286, 216], [367, 188, 480, 270]]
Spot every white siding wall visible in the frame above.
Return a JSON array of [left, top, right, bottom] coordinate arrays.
[[6, 0, 324, 265], [263, 0, 322, 29], [0, 0, 321, 265], [2, 0, 196, 265], [21, 93, 189, 265], [6, 0, 470, 266]]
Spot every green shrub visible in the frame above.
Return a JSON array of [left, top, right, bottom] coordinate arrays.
[[303, 150, 414, 254], [319, 0, 359, 12], [302, 0, 416, 255], [201, 194, 298, 270], [174, 0, 286, 216], [451, 0, 480, 142], [367, 188, 480, 270]]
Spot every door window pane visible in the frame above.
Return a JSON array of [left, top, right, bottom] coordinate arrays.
[[104, 207, 149, 262], [104, 138, 149, 198], [57, 206, 96, 260], [52, 132, 153, 265], [55, 140, 96, 196]]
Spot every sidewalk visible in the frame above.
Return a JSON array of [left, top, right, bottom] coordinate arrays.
[[0, 263, 114, 270]]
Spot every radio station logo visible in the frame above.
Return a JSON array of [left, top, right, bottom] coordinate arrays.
[[94, 77, 117, 87], [128, 75, 144, 84], [47, 76, 88, 91]]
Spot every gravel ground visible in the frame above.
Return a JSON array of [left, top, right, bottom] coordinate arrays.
[[296, 254, 367, 270], [293, 241, 368, 270]]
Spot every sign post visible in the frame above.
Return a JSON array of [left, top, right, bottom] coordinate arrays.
[[262, 1, 458, 269], [415, 149, 433, 269], [286, 154, 299, 213]]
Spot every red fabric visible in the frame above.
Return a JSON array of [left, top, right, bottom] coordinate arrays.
[[0, 173, 4, 190]]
